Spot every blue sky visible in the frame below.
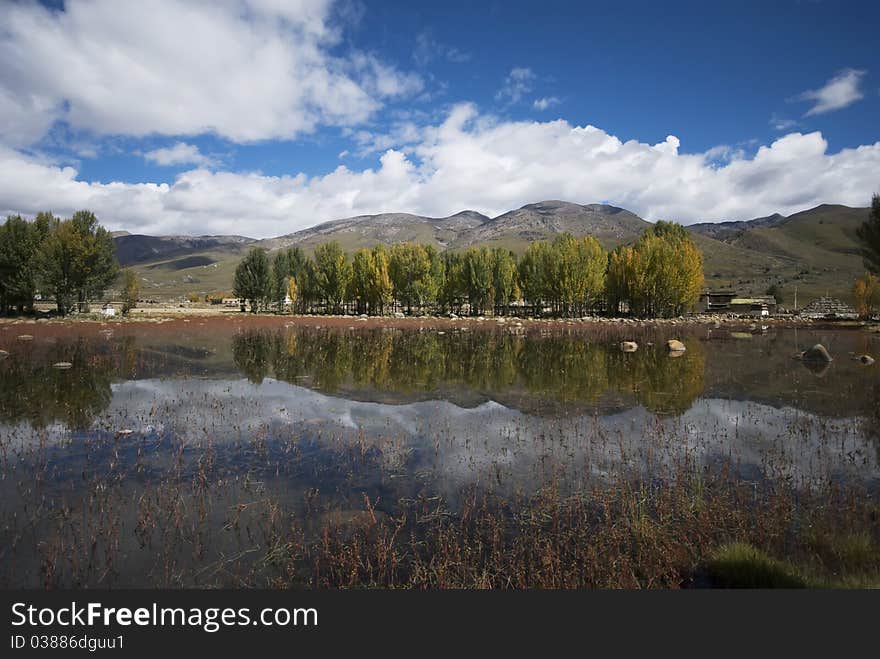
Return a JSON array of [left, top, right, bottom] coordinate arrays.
[[1, 0, 878, 236]]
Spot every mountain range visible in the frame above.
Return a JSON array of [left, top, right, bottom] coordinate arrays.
[[115, 200, 872, 306]]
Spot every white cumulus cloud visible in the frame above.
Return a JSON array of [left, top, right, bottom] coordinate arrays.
[[2, 105, 878, 237], [143, 142, 217, 167], [0, 0, 421, 147]]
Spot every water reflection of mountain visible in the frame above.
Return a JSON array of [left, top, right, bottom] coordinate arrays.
[[7, 377, 876, 492]]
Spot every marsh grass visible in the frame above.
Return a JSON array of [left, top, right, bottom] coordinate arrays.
[[704, 543, 807, 588], [2, 444, 877, 588]]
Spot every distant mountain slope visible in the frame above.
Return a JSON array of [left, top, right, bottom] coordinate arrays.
[[689, 213, 786, 240], [258, 210, 491, 252], [114, 234, 255, 267], [259, 201, 649, 253], [115, 201, 870, 304], [688, 204, 870, 304], [453, 201, 650, 250]]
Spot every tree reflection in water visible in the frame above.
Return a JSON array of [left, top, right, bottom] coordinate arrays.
[[232, 328, 706, 416], [0, 336, 120, 430]]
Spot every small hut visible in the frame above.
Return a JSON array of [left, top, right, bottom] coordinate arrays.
[[697, 290, 736, 313]]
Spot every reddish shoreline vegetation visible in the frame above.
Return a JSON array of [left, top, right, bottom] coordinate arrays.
[[0, 316, 878, 588]]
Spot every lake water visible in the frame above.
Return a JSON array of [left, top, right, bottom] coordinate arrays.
[[1, 318, 878, 586]]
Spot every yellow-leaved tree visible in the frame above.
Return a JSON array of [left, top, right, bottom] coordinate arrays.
[[604, 221, 703, 318], [853, 271, 880, 319]]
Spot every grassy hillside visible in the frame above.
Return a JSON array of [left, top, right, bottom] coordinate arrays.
[[696, 204, 869, 305], [131, 249, 245, 299]]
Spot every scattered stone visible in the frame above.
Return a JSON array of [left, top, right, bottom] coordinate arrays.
[[620, 341, 638, 353], [857, 354, 875, 366], [393, 312, 405, 318], [0, 349, 8, 358], [666, 339, 687, 352], [52, 362, 73, 369], [116, 429, 134, 436], [17, 334, 33, 341], [802, 344, 832, 363]]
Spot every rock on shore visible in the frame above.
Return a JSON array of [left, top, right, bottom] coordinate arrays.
[[802, 344, 832, 363]]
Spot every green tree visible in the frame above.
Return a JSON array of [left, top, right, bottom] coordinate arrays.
[[518, 241, 550, 314], [0, 213, 52, 313], [491, 248, 519, 315], [606, 245, 642, 316], [233, 247, 271, 313], [120, 269, 139, 316], [389, 242, 436, 314], [349, 246, 393, 315], [856, 194, 880, 274], [369, 244, 393, 315], [297, 258, 319, 313], [765, 283, 783, 305], [425, 244, 445, 309], [550, 234, 606, 316], [463, 246, 493, 316], [350, 248, 374, 315], [313, 241, 351, 313], [287, 247, 312, 311], [270, 250, 291, 312], [439, 251, 466, 314], [37, 211, 119, 315]]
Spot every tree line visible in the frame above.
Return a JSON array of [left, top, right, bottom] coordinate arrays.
[[233, 221, 705, 319], [0, 211, 138, 316]]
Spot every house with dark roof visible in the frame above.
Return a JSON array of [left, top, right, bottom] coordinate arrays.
[[697, 291, 777, 316]]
